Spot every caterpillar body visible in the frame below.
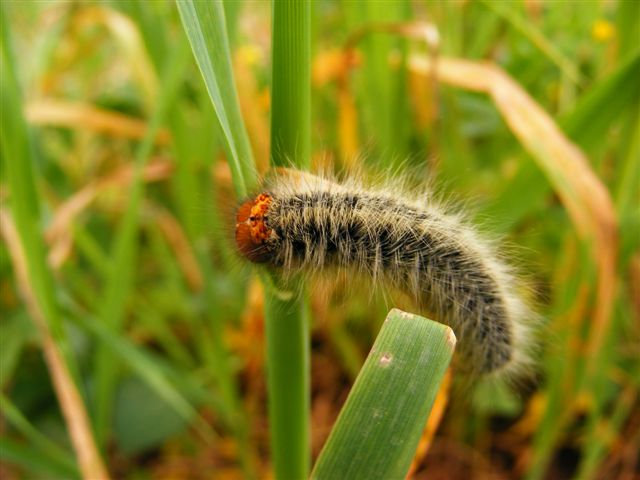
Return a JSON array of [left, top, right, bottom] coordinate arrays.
[[235, 169, 534, 377]]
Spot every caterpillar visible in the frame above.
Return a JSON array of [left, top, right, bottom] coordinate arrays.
[[235, 169, 535, 377]]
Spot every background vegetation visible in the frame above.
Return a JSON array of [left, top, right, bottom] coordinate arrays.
[[1, 1, 638, 479]]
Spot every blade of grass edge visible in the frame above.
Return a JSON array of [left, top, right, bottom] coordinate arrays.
[[175, 1, 260, 475], [312, 309, 455, 480], [176, 0, 257, 198]]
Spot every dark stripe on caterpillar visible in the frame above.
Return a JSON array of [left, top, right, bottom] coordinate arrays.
[[235, 169, 535, 377]]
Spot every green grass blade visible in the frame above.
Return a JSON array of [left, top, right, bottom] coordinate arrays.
[[0, 438, 78, 479], [617, 0, 640, 59], [93, 37, 191, 445], [312, 309, 455, 480], [1, 7, 106, 477], [616, 110, 639, 218], [122, 0, 246, 413], [343, 1, 411, 167], [481, 49, 640, 232], [465, 2, 502, 59], [177, 0, 256, 197], [575, 384, 636, 479], [264, 292, 311, 479], [0, 394, 79, 478], [480, 0, 584, 85], [0, 315, 31, 390], [266, 1, 312, 478], [175, 2, 260, 476], [270, 0, 311, 168], [1, 0, 66, 363], [561, 49, 640, 151], [112, 0, 169, 73], [91, 322, 207, 443], [73, 307, 216, 442]]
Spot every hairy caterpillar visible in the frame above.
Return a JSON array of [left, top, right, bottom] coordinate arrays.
[[235, 169, 535, 377]]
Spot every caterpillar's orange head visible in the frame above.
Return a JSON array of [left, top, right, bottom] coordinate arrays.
[[235, 193, 273, 263]]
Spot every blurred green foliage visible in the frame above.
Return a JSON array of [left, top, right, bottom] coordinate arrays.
[[1, 1, 638, 479]]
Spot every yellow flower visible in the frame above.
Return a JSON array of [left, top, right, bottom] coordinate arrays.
[[592, 19, 615, 42]]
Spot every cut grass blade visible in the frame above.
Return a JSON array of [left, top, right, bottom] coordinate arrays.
[[177, 0, 256, 198], [312, 309, 455, 480]]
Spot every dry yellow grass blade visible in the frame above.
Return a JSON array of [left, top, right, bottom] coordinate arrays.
[[45, 186, 97, 270], [344, 21, 439, 54], [45, 159, 173, 269], [406, 369, 452, 479], [629, 253, 640, 322], [43, 160, 203, 292], [337, 84, 360, 164], [1, 208, 111, 480], [408, 55, 618, 362], [25, 99, 171, 144], [145, 202, 204, 292], [313, 48, 361, 164]]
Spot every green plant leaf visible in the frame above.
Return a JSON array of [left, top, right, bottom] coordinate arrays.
[[312, 309, 455, 480], [265, 1, 312, 478], [177, 0, 256, 197], [66, 300, 218, 442], [93, 36, 192, 445], [0, 394, 79, 478], [480, 0, 584, 85], [0, 438, 78, 479], [562, 49, 640, 152]]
